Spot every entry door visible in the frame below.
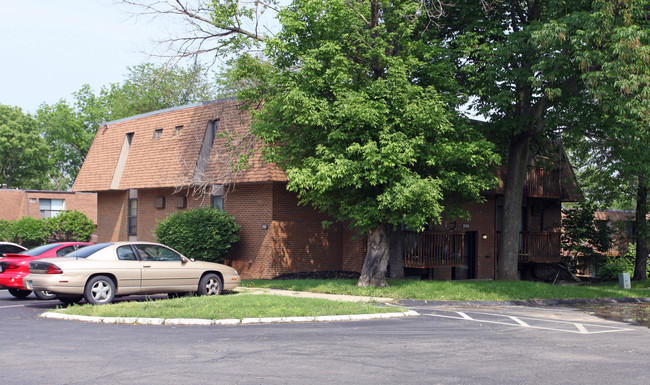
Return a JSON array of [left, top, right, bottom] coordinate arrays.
[[453, 231, 477, 280]]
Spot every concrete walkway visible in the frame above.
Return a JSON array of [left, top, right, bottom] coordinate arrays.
[[234, 286, 395, 303]]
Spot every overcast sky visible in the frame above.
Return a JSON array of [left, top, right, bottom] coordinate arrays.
[[0, 0, 184, 114]]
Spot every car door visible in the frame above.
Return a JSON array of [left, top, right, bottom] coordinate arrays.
[[135, 244, 198, 292], [113, 245, 144, 294]]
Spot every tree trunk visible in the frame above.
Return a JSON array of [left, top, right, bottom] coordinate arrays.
[[634, 180, 649, 281], [497, 133, 531, 280], [357, 223, 390, 287], [389, 227, 405, 279]]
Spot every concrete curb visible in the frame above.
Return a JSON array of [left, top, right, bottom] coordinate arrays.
[[39, 310, 420, 326]]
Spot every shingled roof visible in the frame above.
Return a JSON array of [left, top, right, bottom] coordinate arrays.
[[72, 99, 287, 192]]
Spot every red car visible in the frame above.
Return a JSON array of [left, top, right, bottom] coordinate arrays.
[[0, 242, 93, 299]]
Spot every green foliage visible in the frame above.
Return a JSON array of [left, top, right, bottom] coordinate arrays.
[[155, 208, 241, 263], [5, 216, 49, 248], [0, 104, 51, 189], [598, 244, 650, 280], [233, 0, 499, 233], [0, 219, 10, 241], [561, 201, 615, 273], [46, 210, 95, 242]]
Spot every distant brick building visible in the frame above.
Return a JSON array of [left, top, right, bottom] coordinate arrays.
[[73, 99, 581, 280], [0, 189, 97, 223]]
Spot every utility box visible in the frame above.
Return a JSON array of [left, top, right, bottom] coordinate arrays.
[[619, 273, 631, 289]]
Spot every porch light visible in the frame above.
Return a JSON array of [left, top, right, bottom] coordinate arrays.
[[482, 234, 488, 240]]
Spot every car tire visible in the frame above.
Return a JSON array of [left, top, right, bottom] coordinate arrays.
[[34, 290, 57, 300], [8, 288, 32, 299], [198, 273, 223, 296], [57, 295, 83, 305], [84, 275, 116, 305]]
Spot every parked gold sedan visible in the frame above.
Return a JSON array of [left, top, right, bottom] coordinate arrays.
[[24, 242, 240, 305]]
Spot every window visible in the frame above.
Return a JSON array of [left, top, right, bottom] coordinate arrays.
[[153, 129, 163, 140], [117, 246, 137, 261], [39, 199, 65, 218], [55, 246, 76, 257], [134, 244, 182, 262], [128, 189, 138, 237], [128, 198, 137, 236], [174, 125, 183, 136], [211, 195, 223, 210]]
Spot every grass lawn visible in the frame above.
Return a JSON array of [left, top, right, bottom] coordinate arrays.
[[53, 279, 650, 320], [54, 293, 404, 320], [243, 278, 650, 302]]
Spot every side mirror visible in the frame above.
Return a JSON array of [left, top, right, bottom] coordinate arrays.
[[181, 256, 192, 263]]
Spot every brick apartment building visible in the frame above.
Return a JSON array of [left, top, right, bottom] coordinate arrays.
[[72, 99, 581, 280], [0, 189, 97, 223]]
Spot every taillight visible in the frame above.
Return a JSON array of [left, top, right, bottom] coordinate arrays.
[[4, 262, 19, 270], [47, 265, 63, 274], [29, 262, 63, 274]]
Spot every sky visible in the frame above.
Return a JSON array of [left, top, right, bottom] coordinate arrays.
[[0, 0, 183, 114]]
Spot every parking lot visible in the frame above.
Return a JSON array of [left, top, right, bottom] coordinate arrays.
[[2, 290, 650, 385]]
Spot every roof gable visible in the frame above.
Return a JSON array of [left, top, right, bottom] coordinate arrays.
[[73, 99, 286, 192]]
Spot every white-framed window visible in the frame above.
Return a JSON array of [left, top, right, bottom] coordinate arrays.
[[39, 199, 65, 218]]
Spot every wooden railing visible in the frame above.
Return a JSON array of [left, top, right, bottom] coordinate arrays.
[[402, 231, 464, 268], [497, 231, 561, 263], [496, 167, 562, 198]]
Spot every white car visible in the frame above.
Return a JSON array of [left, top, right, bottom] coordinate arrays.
[[24, 242, 240, 305]]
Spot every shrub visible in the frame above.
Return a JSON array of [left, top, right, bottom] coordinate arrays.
[[0, 219, 10, 241], [46, 210, 95, 242], [6, 216, 49, 248], [155, 208, 241, 263]]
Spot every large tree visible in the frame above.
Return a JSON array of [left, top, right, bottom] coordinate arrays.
[[232, 0, 499, 286], [120, 0, 500, 286], [0, 104, 50, 189], [433, 0, 596, 279], [546, 0, 650, 280]]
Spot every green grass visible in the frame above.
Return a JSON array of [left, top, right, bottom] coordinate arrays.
[[243, 279, 650, 302], [54, 293, 403, 319], [54, 279, 650, 320]]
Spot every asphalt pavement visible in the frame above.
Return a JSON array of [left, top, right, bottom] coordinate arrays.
[[2, 289, 650, 385]]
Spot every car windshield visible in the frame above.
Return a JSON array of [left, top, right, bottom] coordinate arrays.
[[19, 243, 62, 256], [64, 243, 112, 259]]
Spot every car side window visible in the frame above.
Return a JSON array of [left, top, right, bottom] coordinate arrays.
[[135, 245, 182, 262], [117, 246, 137, 261], [56, 246, 75, 257]]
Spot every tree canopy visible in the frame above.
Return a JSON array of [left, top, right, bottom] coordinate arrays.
[[0, 104, 50, 189], [231, 0, 499, 285]]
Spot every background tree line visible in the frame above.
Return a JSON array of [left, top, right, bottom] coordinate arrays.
[[0, 63, 217, 190]]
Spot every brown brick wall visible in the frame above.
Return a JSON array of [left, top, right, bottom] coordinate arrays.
[[93, 183, 367, 279], [0, 189, 97, 224]]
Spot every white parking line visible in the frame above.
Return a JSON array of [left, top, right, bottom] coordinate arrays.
[[426, 310, 635, 334], [0, 304, 26, 309]]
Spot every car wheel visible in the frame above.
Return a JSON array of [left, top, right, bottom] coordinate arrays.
[[34, 290, 57, 300], [57, 295, 83, 305], [198, 273, 223, 296], [84, 276, 116, 305], [8, 288, 32, 299]]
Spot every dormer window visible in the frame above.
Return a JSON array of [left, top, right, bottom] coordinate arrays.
[[153, 129, 163, 140]]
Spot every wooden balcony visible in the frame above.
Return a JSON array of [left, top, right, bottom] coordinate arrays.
[[497, 231, 562, 263], [402, 231, 562, 269], [495, 167, 562, 198], [402, 231, 464, 268]]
